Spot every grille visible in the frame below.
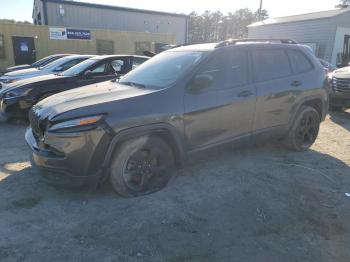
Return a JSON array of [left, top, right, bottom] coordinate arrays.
[[28, 108, 43, 140], [332, 77, 350, 93]]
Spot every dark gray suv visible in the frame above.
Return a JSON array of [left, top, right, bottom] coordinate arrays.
[[26, 39, 329, 197]]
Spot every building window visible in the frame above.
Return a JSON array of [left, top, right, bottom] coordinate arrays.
[[37, 12, 42, 25], [96, 39, 114, 55], [0, 34, 5, 59], [135, 41, 151, 55]]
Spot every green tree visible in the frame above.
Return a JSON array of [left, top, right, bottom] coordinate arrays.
[[187, 8, 268, 43], [0, 19, 31, 24], [336, 0, 350, 8]]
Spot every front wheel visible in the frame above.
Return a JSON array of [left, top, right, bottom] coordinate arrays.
[[286, 106, 320, 151], [109, 136, 175, 197]]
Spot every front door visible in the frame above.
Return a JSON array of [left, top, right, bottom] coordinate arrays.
[[12, 36, 36, 65], [184, 47, 256, 150]]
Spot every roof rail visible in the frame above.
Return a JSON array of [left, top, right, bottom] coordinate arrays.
[[215, 38, 298, 48]]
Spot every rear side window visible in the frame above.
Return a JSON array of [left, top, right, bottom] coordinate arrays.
[[253, 49, 292, 82], [132, 57, 148, 70], [288, 50, 313, 74]]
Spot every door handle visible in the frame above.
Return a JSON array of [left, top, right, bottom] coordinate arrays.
[[238, 90, 253, 97], [291, 80, 302, 87]]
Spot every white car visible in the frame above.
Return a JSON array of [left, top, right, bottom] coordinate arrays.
[[0, 55, 94, 87]]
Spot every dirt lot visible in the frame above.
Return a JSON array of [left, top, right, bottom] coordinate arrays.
[[0, 111, 349, 262]]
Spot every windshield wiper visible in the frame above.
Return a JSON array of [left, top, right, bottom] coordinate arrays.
[[120, 81, 146, 89]]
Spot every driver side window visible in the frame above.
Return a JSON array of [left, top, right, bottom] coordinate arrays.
[[194, 50, 232, 91]]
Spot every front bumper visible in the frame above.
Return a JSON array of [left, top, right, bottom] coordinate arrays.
[[0, 96, 34, 118], [330, 91, 350, 108], [25, 126, 112, 187]]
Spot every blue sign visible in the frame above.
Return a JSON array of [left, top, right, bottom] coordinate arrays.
[[66, 29, 91, 40]]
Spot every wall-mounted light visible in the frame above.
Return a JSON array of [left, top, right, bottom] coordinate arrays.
[[59, 5, 65, 17]]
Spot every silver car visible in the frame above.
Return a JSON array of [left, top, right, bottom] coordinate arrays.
[[0, 55, 94, 87]]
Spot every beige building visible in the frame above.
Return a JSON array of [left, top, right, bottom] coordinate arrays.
[[0, 22, 175, 71]]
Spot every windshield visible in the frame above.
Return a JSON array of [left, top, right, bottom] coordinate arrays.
[[39, 56, 77, 71], [120, 51, 207, 89], [60, 58, 98, 76], [32, 56, 52, 67]]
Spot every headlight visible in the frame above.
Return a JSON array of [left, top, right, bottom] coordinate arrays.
[[48, 115, 103, 132], [4, 88, 31, 98]]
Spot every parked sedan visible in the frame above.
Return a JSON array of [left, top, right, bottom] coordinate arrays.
[[1, 54, 73, 75], [0, 55, 93, 87], [0, 55, 149, 119]]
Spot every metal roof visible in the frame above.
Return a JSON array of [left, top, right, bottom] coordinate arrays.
[[248, 8, 350, 27], [42, 0, 188, 18]]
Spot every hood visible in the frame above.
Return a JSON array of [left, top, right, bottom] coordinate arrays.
[[34, 81, 157, 120], [2, 68, 40, 78], [333, 66, 350, 79], [0, 74, 72, 98], [8, 74, 69, 88], [0, 74, 69, 94], [6, 64, 32, 72]]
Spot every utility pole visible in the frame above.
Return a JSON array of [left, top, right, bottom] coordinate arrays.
[[258, 0, 263, 20]]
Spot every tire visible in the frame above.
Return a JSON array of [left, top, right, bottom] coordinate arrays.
[[286, 106, 320, 151], [109, 136, 175, 197]]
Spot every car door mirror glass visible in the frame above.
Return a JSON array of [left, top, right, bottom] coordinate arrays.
[[188, 74, 213, 93]]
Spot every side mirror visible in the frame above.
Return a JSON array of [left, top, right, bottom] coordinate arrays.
[[188, 74, 213, 93], [84, 70, 93, 78]]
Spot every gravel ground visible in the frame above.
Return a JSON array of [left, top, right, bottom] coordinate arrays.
[[0, 110, 349, 262]]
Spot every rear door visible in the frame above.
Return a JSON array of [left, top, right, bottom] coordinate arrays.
[[184, 46, 256, 150], [252, 47, 298, 131]]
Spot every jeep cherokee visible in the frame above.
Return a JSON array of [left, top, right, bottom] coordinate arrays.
[[25, 39, 329, 197]]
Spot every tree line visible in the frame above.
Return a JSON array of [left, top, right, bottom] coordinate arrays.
[[187, 0, 349, 44], [187, 8, 268, 43], [337, 0, 350, 8]]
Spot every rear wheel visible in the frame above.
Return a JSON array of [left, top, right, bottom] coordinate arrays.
[[109, 136, 175, 197], [286, 106, 320, 151]]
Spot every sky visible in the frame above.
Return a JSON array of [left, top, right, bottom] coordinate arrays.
[[0, 0, 342, 22]]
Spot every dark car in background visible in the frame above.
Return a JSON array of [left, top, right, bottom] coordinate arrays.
[[0, 55, 149, 119], [329, 66, 350, 110], [1, 54, 72, 75], [25, 39, 328, 197]]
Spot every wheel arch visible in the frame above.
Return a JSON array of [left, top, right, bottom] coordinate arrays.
[[102, 123, 186, 169], [289, 95, 327, 128]]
